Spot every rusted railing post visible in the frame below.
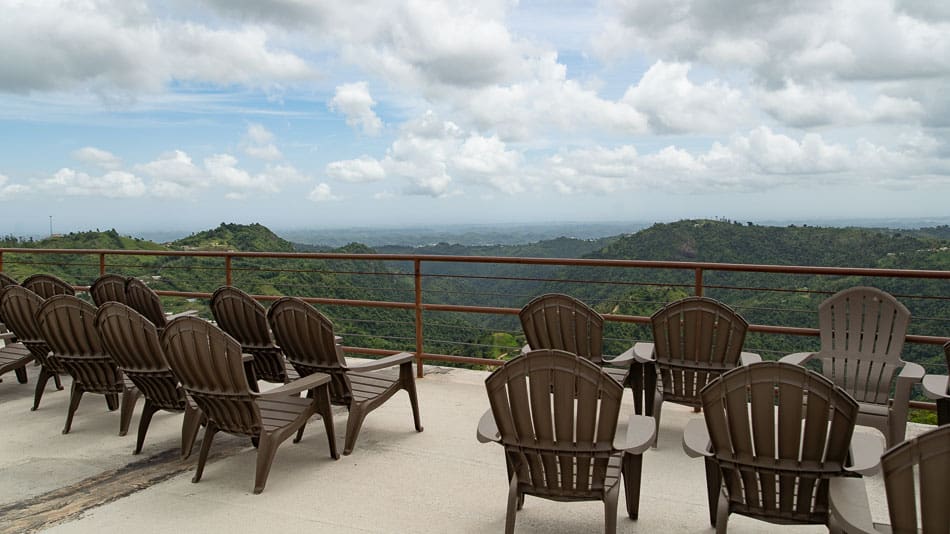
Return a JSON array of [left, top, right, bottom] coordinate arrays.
[[414, 259, 424, 378], [99, 253, 106, 276], [0, 251, 3, 272], [694, 268, 704, 296], [225, 255, 232, 286]]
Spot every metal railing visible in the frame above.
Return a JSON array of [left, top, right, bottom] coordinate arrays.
[[2, 247, 948, 413]]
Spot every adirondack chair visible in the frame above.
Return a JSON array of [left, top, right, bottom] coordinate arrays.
[[95, 302, 203, 457], [22, 273, 75, 299], [0, 286, 65, 409], [0, 274, 33, 386], [780, 287, 923, 447], [210, 286, 288, 384], [35, 295, 139, 435], [921, 341, 950, 426], [829, 424, 950, 534], [267, 296, 422, 455], [125, 277, 170, 334], [632, 297, 760, 446], [161, 316, 338, 494], [477, 349, 656, 534], [89, 274, 130, 307], [519, 293, 636, 403], [683, 361, 883, 532]]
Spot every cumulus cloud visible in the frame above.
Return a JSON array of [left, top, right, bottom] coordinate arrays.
[[329, 82, 383, 136], [242, 123, 283, 160], [40, 168, 147, 198], [326, 156, 386, 183], [757, 81, 924, 127], [0, 173, 28, 197], [308, 183, 339, 202], [72, 147, 122, 170]]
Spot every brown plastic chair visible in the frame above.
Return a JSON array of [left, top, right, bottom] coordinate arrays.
[[519, 293, 635, 400], [89, 274, 130, 307], [921, 340, 950, 426], [683, 361, 882, 532], [161, 316, 338, 494], [22, 273, 75, 299], [477, 349, 656, 534], [830, 424, 950, 534], [210, 286, 288, 384], [780, 286, 923, 447], [0, 273, 33, 387], [267, 296, 423, 455], [95, 302, 203, 457], [0, 286, 65, 409], [632, 297, 760, 445], [35, 295, 139, 435], [125, 277, 170, 333]]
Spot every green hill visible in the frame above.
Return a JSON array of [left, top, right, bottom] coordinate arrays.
[[172, 222, 295, 252]]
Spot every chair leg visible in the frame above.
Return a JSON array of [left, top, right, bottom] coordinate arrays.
[[622, 453, 643, 520], [105, 392, 119, 411], [294, 388, 314, 443], [134, 400, 159, 454], [715, 490, 729, 534], [63, 383, 84, 434], [705, 457, 721, 527], [253, 433, 280, 494], [402, 364, 423, 432], [15, 366, 27, 384], [53, 371, 64, 390], [192, 423, 218, 484], [651, 391, 663, 448], [119, 388, 140, 437], [315, 385, 338, 459], [343, 402, 368, 455], [32, 367, 55, 410], [604, 483, 620, 534], [630, 361, 645, 415], [505, 473, 519, 534], [180, 404, 203, 460]]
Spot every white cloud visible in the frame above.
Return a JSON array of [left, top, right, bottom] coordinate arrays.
[[242, 123, 283, 160], [136, 150, 204, 183], [757, 81, 924, 127], [329, 82, 383, 136], [326, 156, 386, 183], [204, 154, 309, 194], [40, 168, 146, 198], [0, 173, 28, 197], [308, 183, 339, 202], [72, 147, 122, 170]]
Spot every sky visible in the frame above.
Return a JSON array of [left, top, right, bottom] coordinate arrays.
[[1, 0, 949, 236]]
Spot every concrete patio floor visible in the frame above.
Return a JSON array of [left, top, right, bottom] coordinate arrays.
[[0, 362, 910, 534]]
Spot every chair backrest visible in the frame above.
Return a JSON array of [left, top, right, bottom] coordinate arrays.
[[815, 287, 910, 404], [519, 293, 604, 364], [700, 361, 859, 525], [95, 302, 184, 411], [211, 286, 286, 383], [36, 295, 121, 392], [22, 273, 75, 299], [0, 272, 16, 322], [0, 286, 59, 367], [90, 274, 129, 306], [485, 349, 623, 499], [267, 297, 349, 400], [162, 317, 260, 435], [881, 425, 950, 533], [125, 277, 167, 329], [650, 297, 749, 407]]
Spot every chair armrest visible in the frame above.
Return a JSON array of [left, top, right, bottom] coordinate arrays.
[[613, 414, 655, 454], [739, 352, 761, 365], [261, 372, 332, 398], [682, 418, 713, 458], [347, 351, 414, 372], [829, 477, 878, 534], [632, 342, 655, 363], [604, 346, 634, 367], [845, 432, 883, 476], [477, 409, 500, 444], [779, 352, 813, 365], [921, 375, 949, 400], [167, 310, 199, 320], [897, 361, 925, 382], [241, 353, 254, 363], [0, 331, 15, 341], [520, 344, 530, 357]]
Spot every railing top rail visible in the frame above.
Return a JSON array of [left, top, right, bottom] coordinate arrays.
[[2, 247, 948, 279]]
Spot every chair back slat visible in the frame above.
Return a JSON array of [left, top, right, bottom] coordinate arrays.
[[817, 287, 909, 403], [36, 295, 122, 393], [485, 350, 621, 498], [519, 294, 604, 364], [22, 274, 75, 299], [211, 286, 286, 383], [882, 425, 950, 533], [96, 302, 185, 410], [126, 278, 167, 330], [701, 362, 858, 524], [162, 317, 259, 435], [90, 274, 129, 306], [651, 297, 748, 406]]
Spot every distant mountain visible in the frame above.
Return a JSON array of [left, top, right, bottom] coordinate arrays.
[[172, 222, 295, 252]]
